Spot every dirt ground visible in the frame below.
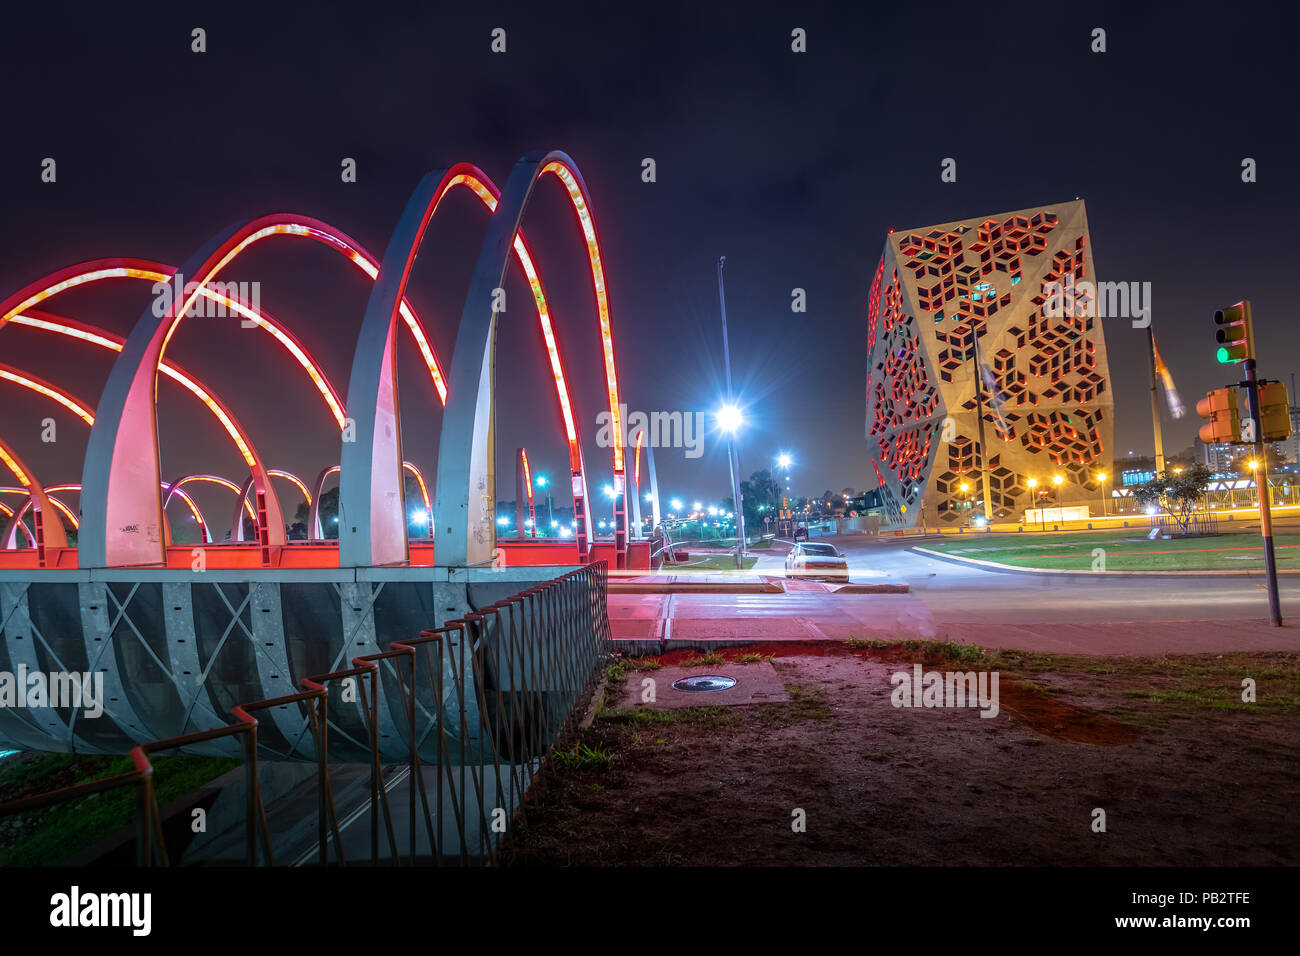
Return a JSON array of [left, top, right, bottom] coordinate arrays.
[[508, 642, 1300, 866]]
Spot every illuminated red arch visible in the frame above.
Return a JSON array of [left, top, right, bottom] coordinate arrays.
[[4, 492, 80, 547], [0, 499, 34, 548], [0, 233, 448, 407], [231, 469, 314, 542], [0, 437, 67, 566], [305, 461, 432, 541], [0, 364, 96, 425], [3, 235, 583, 456], [4, 160, 624, 569], [0, 313, 282, 552], [308, 464, 340, 540], [161, 483, 209, 543], [0, 220, 448, 568], [0, 362, 241, 543], [5, 311, 274, 479], [342, 157, 622, 566], [163, 474, 257, 543]]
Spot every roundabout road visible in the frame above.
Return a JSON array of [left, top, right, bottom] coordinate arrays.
[[607, 535, 1300, 655]]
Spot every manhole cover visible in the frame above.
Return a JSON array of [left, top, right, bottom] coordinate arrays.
[[672, 675, 737, 692]]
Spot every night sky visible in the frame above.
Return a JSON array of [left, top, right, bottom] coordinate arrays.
[[1, 1, 1296, 529]]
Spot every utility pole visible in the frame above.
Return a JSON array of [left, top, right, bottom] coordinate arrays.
[[970, 337, 995, 522], [717, 256, 747, 569]]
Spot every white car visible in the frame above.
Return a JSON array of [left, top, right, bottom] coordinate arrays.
[[785, 542, 850, 582]]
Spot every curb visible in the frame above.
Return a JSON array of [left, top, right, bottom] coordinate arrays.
[[608, 580, 784, 594]]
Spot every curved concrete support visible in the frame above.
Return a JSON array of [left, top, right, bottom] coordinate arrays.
[[645, 440, 662, 532], [80, 223, 288, 568], [340, 165, 482, 566], [431, 151, 626, 567], [631, 430, 644, 537], [343, 156, 619, 567]]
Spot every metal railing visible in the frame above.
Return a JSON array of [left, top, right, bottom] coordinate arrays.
[[0, 562, 610, 867], [1148, 511, 1221, 536]]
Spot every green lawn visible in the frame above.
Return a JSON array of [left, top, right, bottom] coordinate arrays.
[[926, 529, 1300, 571], [676, 554, 760, 572], [0, 752, 239, 866]]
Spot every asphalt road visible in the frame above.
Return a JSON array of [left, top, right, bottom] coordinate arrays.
[[607, 535, 1300, 654]]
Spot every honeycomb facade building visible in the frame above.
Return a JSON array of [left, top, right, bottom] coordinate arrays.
[[865, 200, 1114, 527]]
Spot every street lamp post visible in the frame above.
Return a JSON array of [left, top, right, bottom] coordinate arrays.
[[1096, 471, 1108, 518], [717, 256, 747, 569], [604, 484, 617, 530], [535, 474, 553, 536], [1027, 477, 1044, 532]]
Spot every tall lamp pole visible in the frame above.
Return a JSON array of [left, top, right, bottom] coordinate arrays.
[[1147, 326, 1167, 474], [717, 256, 747, 569]]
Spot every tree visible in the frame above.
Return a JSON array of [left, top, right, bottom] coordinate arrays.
[[303, 487, 338, 539], [739, 469, 781, 532], [1133, 463, 1213, 535]]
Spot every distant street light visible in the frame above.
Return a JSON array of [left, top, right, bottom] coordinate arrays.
[[1097, 471, 1109, 517]]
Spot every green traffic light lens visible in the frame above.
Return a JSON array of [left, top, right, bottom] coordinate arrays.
[[1216, 347, 1232, 363]]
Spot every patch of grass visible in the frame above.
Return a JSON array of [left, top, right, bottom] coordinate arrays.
[[1126, 687, 1299, 712], [679, 555, 760, 572], [0, 754, 239, 867], [679, 651, 727, 667], [605, 656, 664, 683], [597, 705, 737, 726], [844, 636, 889, 649], [550, 743, 614, 772], [735, 652, 773, 664], [986, 648, 1058, 672], [868, 639, 989, 664], [759, 683, 834, 726]]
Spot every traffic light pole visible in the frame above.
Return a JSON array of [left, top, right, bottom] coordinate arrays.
[[1244, 357, 1282, 626]]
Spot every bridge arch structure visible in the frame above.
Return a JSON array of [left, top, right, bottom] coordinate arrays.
[[0, 150, 632, 570]]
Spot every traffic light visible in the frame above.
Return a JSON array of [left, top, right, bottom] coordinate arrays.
[[1197, 388, 1241, 443], [1214, 300, 1254, 364], [1258, 381, 1292, 441]]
